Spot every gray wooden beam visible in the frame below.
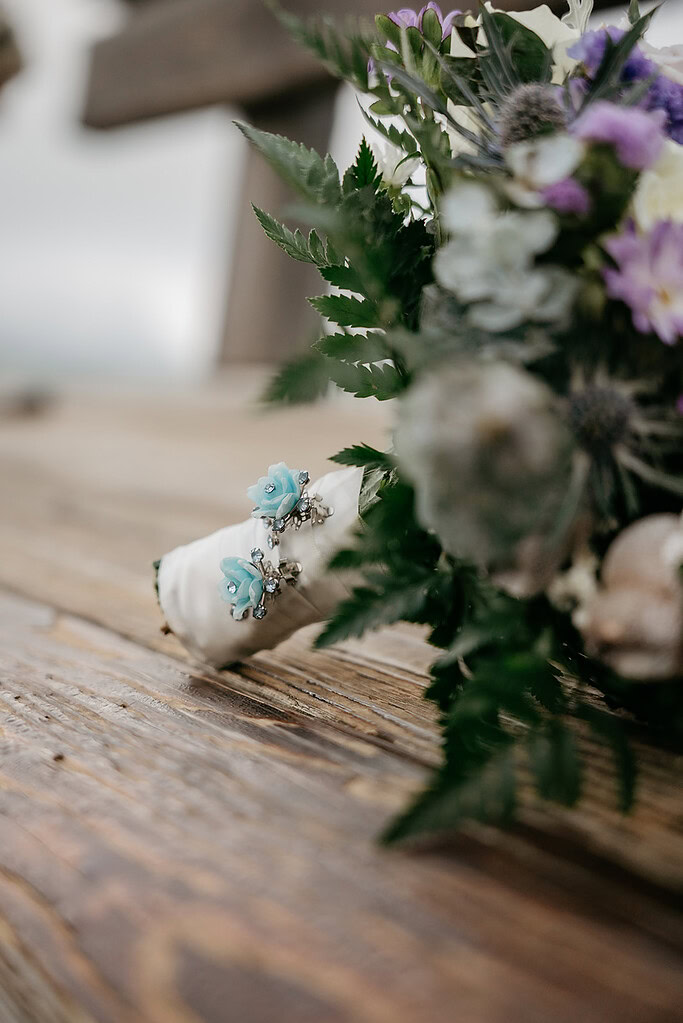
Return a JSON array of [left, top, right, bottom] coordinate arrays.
[[82, 0, 381, 128]]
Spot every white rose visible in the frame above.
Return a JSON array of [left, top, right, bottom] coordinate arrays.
[[632, 140, 683, 231], [641, 42, 683, 86]]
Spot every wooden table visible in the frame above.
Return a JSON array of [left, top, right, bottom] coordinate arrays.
[[0, 376, 681, 1023]]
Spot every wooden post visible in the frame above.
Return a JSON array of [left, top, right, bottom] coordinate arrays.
[[220, 84, 339, 363]]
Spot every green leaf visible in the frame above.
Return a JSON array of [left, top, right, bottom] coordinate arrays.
[[318, 264, 365, 294], [577, 703, 637, 813], [489, 11, 552, 85], [313, 331, 391, 363], [235, 121, 341, 205], [527, 720, 582, 807], [628, 0, 641, 26], [315, 572, 433, 648], [343, 137, 381, 193], [269, 2, 372, 92], [327, 360, 403, 400], [262, 351, 330, 405], [252, 207, 339, 266], [382, 744, 517, 843], [330, 444, 395, 471], [309, 294, 381, 328]]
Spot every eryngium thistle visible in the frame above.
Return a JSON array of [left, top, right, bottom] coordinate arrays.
[[498, 84, 567, 149], [569, 385, 635, 456]]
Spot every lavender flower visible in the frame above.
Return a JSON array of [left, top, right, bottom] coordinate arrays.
[[387, 4, 460, 40], [568, 28, 683, 144], [541, 177, 591, 215], [572, 101, 665, 170], [569, 28, 653, 81], [604, 221, 683, 345]]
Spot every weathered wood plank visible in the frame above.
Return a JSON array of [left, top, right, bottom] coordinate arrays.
[[0, 588, 682, 1023]]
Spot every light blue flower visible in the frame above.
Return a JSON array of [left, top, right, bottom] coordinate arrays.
[[247, 462, 302, 520], [219, 557, 264, 620]]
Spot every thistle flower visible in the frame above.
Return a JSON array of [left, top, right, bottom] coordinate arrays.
[[498, 84, 568, 150], [604, 221, 683, 345], [567, 370, 683, 515]]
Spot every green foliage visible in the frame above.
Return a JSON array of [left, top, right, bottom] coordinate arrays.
[[330, 444, 395, 472], [327, 360, 403, 401], [342, 137, 381, 193], [252, 207, 340, 266], [309, 294, 382, 329], [315, 569, 437, 648], [262, 351, 330, 405], [234, 121, 341, 205], [313, 331, 391, 363]]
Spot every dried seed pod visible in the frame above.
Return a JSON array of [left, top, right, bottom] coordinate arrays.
[[577, 514, 683, 680]]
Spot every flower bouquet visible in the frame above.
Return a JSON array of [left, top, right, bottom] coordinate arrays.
[[157, 0, 683, 842]]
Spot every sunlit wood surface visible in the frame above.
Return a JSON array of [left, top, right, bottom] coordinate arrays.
[[0, 374, 681, 1023]]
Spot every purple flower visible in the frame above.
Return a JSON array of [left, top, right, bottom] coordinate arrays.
[[541, 178, 591, 216], [569, 28, 654, 81], [604, 221, 683, 345], [387, 5, 460, 40], [572, 101, 666, 170], [568, 27, 683, 144]]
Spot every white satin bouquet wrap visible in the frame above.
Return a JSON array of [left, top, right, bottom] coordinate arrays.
[[157, 467, 363, 667]]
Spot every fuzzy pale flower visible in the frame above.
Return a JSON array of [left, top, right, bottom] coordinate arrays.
[[395, 361, 574, 572], [632, 140, 683, 232], [604, 221, 683, 345]]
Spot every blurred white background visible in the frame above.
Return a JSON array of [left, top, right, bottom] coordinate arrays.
[[0, 1, 679, 380]]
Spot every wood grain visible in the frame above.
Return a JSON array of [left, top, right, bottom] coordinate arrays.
[[1, 589, 682, 1023], [0, 379, 682, 1020]]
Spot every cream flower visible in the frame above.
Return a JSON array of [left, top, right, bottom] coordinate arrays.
[[641, 42, 683, 87], [369, 140, 420, 189], [632, 139, 683, 232]]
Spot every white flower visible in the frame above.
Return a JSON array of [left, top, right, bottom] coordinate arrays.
[[632, 140, 683, 231], [435, 182, 576, 331], [561, 0, 594, 35], [641, 42, 683, 87], [504, 133, 585, 208], [369, 140, 420, 189], [395, 362, 573, 571]]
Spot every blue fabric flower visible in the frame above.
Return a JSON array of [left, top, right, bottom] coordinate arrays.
[[247, 462, 302, 520], [219, 557, 264, 620]]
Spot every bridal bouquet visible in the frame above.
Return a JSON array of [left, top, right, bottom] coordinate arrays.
[[157, 0, 683, 842]]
